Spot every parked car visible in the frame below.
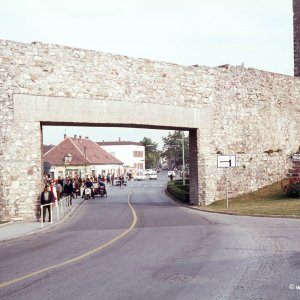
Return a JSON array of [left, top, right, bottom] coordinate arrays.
[[149, 171, 158, 180], [134, 172, 146, 181], [144, 169, 151, 175], [147, 169, 155, 174]]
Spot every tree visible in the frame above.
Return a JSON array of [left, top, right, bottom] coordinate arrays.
[[161, 131, 189, 169], [140, 137, 160, 169]]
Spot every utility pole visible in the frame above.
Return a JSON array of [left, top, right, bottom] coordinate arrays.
[[182, 131, 185, 186], [84, 146, 87, 177]]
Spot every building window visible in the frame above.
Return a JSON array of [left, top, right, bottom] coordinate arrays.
[[133, 151, 143, 157], [134, 163, 144, 169]]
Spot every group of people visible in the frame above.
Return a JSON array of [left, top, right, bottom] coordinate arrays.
[[41, 172, 122, 222], [40, 177, 78, 222]]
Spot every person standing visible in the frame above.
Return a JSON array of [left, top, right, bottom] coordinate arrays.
[[111, 173, 115, 186], [102, 174, 106, 182], [57, 176, 64, 190], [49, 180, 57, 205], [41, 185, 54, 222], [64, 179, 74, 205], [119, 175, 125, 187], [55, 180, 62, 202], [106, 173, 111, 186]]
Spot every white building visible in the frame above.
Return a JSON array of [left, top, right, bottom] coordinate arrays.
[[97, 140, 145, 172]]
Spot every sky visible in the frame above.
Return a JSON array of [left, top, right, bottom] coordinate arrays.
[[0, 0, 294, 148]]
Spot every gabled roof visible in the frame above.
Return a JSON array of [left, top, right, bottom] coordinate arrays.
[[43, 144, 55, 155], [97, 141, 143, 146], [43, 137, 123, 166]]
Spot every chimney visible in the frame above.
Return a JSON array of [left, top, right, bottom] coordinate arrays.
[[79, 135, 82, 140], [64, 134, 67, 139], [118, 137, 121, 142], [85, 136, 89, 139], [74, 135, 77, 139]]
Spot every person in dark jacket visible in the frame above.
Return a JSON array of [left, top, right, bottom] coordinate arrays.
[[64, 179, 74, 205], [41, 185, 54, 222]]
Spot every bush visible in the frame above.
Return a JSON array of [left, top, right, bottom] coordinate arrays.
[[281, 177, 300, 198], [167, 180, 189, 203]]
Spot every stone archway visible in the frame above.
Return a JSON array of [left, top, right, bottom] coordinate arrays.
[[1, 39, 299, 221], [3, 94, 211, 221]]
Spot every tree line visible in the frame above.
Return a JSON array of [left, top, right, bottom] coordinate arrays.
[[140, 130, 189, 170]]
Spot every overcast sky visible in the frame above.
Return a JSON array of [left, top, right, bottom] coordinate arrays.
[[0, 0, 293, 148]]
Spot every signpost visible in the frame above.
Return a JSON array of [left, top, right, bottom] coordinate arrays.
[[291, 153, 300, 161], [217, 155, 236, 209]]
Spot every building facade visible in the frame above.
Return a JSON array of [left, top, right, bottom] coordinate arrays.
[[97, 141, 145, 172], [43, 136, 124, 180]]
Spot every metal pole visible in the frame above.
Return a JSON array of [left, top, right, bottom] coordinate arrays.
[[84, 146, 87, 177], [41, 205, 44, 228], [226, 167, 229, 210], [182, 131, 185, 186]]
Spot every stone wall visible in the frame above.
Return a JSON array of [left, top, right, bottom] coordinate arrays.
[[1, 39, 300, 221]]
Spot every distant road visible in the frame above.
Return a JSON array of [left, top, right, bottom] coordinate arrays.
[[0, 171, 299, 299]]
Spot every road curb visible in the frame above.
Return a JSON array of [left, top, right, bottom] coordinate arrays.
[[0, 221, 13, 227], [1, 198, 86, 243], [164, 189, 300, 219]]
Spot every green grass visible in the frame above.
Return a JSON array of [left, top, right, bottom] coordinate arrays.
[[195, 180, 300, 217]]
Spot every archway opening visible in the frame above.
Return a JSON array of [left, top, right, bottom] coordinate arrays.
[[41, 123, 198, 206]]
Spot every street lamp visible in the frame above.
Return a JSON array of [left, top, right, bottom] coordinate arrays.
[[83, 146, 87, 177], [64, 153, 72, 177], [176, 132, 186, 186], [181, 132, 186, 186]]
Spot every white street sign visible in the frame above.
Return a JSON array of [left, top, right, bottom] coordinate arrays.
[[217, 155, 236, 168], [291, 154, 300, 161]]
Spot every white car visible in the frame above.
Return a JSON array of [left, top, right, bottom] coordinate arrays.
[[134, 172, 146, 181], [144, 169, 151, 175], [149, 171, 158, 180]]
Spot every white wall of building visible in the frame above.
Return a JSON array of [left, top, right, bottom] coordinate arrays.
[[100, 144, 145, 170], [48, 164, 124, 179]]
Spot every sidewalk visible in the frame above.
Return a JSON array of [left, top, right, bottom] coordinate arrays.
[[0, 196, 85, 242]]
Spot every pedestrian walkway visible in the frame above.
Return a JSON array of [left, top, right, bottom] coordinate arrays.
[[0, 196, 84, 242]]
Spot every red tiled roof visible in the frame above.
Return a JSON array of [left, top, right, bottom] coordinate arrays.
[[43, 144, 55, 155], [97, 141, 143, 146], [43, 137, 123, 166]]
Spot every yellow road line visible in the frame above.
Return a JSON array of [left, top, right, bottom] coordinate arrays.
[[0, 193, 137, 289]]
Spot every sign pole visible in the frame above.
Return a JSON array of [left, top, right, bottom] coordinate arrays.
[[226, 167, 228, 210], [217, 154, 236, 210]]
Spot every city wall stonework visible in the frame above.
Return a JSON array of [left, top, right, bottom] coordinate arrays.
[[1, 39, 300, 221]]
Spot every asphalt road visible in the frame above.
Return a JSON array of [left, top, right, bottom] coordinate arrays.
[[0, 171, 300, 300]]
